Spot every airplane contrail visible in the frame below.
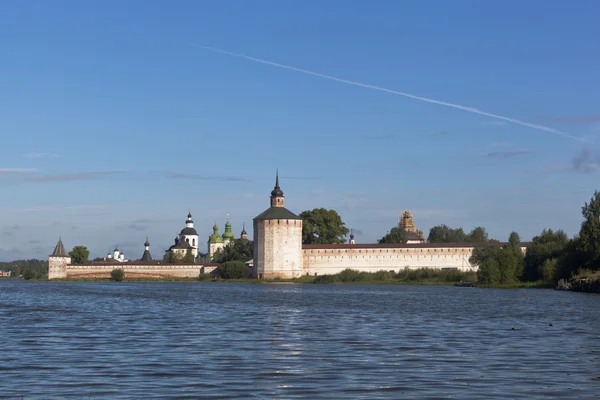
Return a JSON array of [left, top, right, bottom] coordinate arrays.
[[191, 44, 587, 143]]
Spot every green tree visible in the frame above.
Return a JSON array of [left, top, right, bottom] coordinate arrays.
[[508, 231, 521, 247], [427, 225, 467, 243], [467, 226, 489, 242], [213, 239, 253, 264], [554, 237, 587, 280], [578, 190, 600, 268], [68, 246, 89, 265], [0, 259, 47, 278], [219, 260, 250, 279], [110, 268, 125, 282], [523, 229, 569, 282], [162, 251, 181, 264], [182, 249, 195, 264], [22, 268, 35, 280], [477, 258, 500, 284], [378, 227, 406, 244], [299, 208, 349, 244]]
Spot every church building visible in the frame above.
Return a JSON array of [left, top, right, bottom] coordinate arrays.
[[166, 211, 200, 258]]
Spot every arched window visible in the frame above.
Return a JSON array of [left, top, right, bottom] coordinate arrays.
[[193, 238, 196, 246]]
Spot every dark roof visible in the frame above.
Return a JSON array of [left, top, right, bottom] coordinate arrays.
[[405, 231, 424, 241], [50, 238, 67, 257], [141, 249, 152, 262], [83, 261, 219, 266], [271, 170, 284, 197], [170, 239, 193, 250], [303, 242, 531, 250], [254, 206, 301, 221], [180, 227, 198, 235]]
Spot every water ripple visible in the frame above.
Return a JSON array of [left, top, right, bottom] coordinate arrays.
[[0, 281, 599, 399]]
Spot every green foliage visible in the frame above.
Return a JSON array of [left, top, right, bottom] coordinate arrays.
[[477, 258, 500, 284], [163, 251, 182, 264], [22, 268, 43, 280], [508, 231, 521, 247], [554, 237, 587, 280], [0, 259, 47, 278], [300, 208, 349, 244], [378, 227, 406, 244], [312, 268, 476, 284], [218, 260, 250, 279], [110, 268, 125, 282], [198, 273, 212, 281], [471, 233, 524, 285], [522, 229, 569, 282], [578, 190, 600, 268], [69, 246, 90, 265], [182, 249, 195, 264], [427, 225, 491, 243], [212, 239, 253, 263]]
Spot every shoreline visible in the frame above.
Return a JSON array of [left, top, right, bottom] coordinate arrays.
[[16, 277, 554, 288]]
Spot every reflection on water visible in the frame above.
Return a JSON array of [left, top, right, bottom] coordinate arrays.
[[1, 281, 599, 399]]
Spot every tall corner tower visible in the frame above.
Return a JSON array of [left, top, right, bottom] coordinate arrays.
[[252, 170, 303, 279], [48, 237, 71, 279]]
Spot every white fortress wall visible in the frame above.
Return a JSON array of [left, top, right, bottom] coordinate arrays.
[[48, 263, 219, 279], [254, 219, 303, 279], [302, 244, 528, 275]]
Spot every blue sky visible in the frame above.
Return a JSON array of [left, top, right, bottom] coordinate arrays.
[[1, 0, 599, 261]]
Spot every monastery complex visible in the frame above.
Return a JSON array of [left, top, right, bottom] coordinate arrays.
[[48, 173, 526, 280]]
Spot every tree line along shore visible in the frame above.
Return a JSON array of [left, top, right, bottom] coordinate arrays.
[[2, 191, 600, 290]]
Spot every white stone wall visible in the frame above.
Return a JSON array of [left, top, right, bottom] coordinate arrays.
[[57, 264, 212, 279], [302, 246, 528, 275], [253, 219, 303, 279], [48, 256, 71, 279]]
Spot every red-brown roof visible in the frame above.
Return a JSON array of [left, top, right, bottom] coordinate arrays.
[[303, 242, 530, 249]]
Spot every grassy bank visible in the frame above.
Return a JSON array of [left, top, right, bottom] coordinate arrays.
[[40, 268, 557, 288]]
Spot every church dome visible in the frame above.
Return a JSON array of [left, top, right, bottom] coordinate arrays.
[[180, 227, 198, 235], [222, 220, 235, 240], [208, 223, 224, 244]]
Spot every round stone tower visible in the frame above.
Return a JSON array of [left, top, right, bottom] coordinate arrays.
[[253, 171, 303, 279]]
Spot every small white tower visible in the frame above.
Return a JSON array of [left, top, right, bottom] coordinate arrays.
[[349, 229, 356, 245]]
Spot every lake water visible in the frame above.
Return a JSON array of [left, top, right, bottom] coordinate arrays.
[[1, 281, 599, 399]]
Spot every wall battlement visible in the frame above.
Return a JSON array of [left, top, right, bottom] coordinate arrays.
[[48, 262, 218, 280], [301, 243, 528, 275]]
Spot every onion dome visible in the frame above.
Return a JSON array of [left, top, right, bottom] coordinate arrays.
[[208, 223, 224, 244], [222, 219, 235, 240]]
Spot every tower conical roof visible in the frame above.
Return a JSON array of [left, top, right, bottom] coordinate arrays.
[[51, 237, 67, 257], [271, 169, 284, 197]]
